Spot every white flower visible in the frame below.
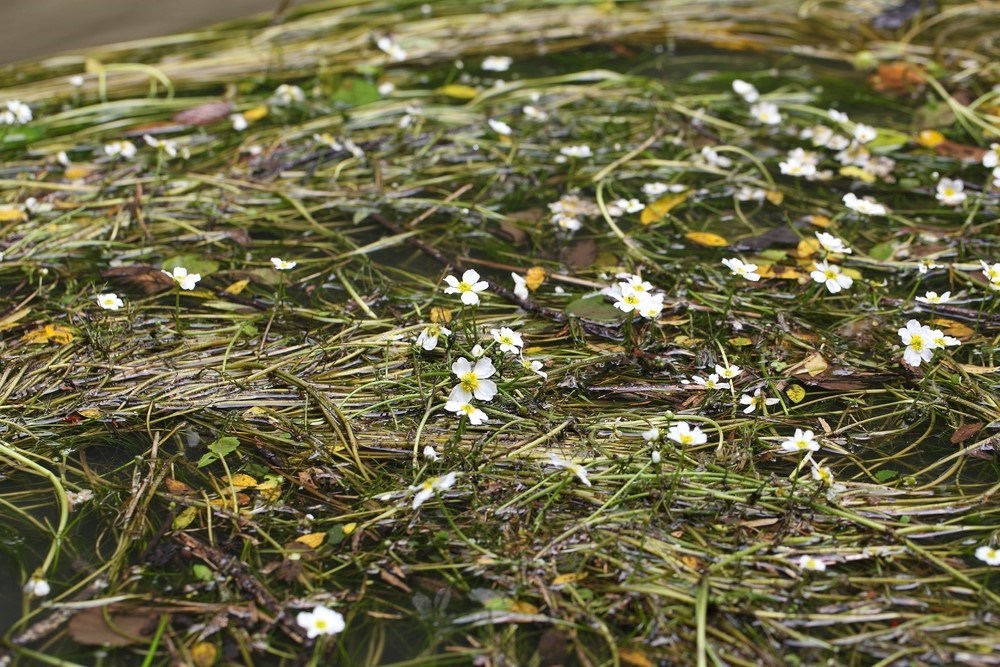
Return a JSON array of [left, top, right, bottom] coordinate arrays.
[[797, 555, 827, 572], [143, 134, 178, 158], [815, 232, 852, 255], [376, 36, 407, 61], [69, 75, 85, 87], [852, 123, 877, 144], [811, 464, 834, 485], [410, 472, 457, 509], [700, 146, 733, 168], [651, 450, 662, 464], [103, 140, 137, 159], [511, 272, 529, 300], [992, 166, 1000, 190], [490, 327, 524, 354], [522, 105, 548, 121], [415, 323, 451, 351], [272, 84, 305, 105], [481, 55, 512, 72], [162, 266, 201, 290], [23, 576, 50, 598], [780, 428, 819, 452], [810, 260, 853, 293], [642, 182, 670, 198], [270, 257, 297, 270], [96, 293, 124, 311], [735, 186, 767, 202], [715, 364, 742, 379], [614, 198, 645, 214], [842, 192, 887, 216], [449, 357, 497, 402], [613, 285, 651, 314], [779, 147, 818, 178], [443, 269, 489, 306], [915, 291, 950, 304], [898, 319, 938, 367], [976, 545, 1000, 566], [296, 605, 345, 638], [470, 344, 486, 358], [1, 100, 32, 125], [314, 133, 343, 150], [731, 79, 759, 103], [519, 356, 547, 379], [641, 427, 660, 443], [750, 102, 782, 125], [378, 82, 396, 96], [981, 260, 1000, 286], [935, 178, 967, 206], [548, 454, 591, 487], [917, 259, 943, 274], [981, 143, 999, 168], [423, 445, 439, 462], [230, 113, 249, 131], [721, 257, 761, 282], [444, 399, 489, 425], [637, 292, 664, 319], [691, 374, 730, 390], [560, 145, 592, 158], [828, 109, 850, 124], [488, 118, 512, 136], [667, 422, 708, 446], [739, 388, 779, 414]]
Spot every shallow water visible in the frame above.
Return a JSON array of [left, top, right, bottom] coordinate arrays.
[[0, 0, 282, 64]]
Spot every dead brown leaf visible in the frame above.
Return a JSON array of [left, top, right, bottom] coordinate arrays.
[[102, 266, 175, 294], [951, 422, 984, 445], [68, 606, 158, 647]]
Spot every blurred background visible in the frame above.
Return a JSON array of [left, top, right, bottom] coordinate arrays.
[[0, 0, 285, 64]]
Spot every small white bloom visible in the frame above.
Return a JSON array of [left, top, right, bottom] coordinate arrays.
[[735, 186, 767, 202], [560, 145, 592, 159], [651, 450, 662, 464], [935, 178, 967, 206], [143, 134, 178, 158], [423, 445, 439, 462], [740, 388, 779, 414], [449, 356, 497, 402], [721, 258, 761, 282], [511, 272, 529, 300], [613, 286, 651, 314], [614, 198, 645, 213], [96, 293, 124, 311], [1, 100, 32, 125], [852, 123, 877, 144], [691, 374, 730, 390], [731, 79, 759, 103], [481, 55, 512, 72], [811, 464, 834, 485], [667, 422, 708, 446], [642, 182, 670, 198], [444, 399, 489, 425], [915, 291, 950, 305], [519, 356, 547, 379], [272, 84, 305, 105], [409, 472, 457, 509], [270, 257, 297, 271], [23, 576, 50, 598], [810, 260, 853, 293], [898, 319, 938, 367], [641, 427, 660, 443], [815, 232, 852, 255], [69, 75, 85, 87], [981, 143, 999, 169], [490, 327, 524, 354], [230, 113, 249, 131], [443, 269, 489, 306], [162, 266, 201, 290], [780, 428, 819, 452], [750, 102, 782, 125], [976, 545, 1000, 566], [103, 140, 137, 160], [488, 118, 512, 136], [296, 605, 345, 638], [797, 555, 827, 572], [842, 192, 887, 216], [700, 146, 733, 168], [376, 36, 407, 61], [637, 292, 664, 319], [522, 105, 548, 121], [715, 364, 742, 379], [828, 109, 850, 124], [377, 82, 396, 96], [981, 260, 1000, 286], [415, 323, 451, 351], [548, 453, 591, 487]]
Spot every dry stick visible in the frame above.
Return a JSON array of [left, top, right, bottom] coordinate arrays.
[[172, 532, 306, 643]]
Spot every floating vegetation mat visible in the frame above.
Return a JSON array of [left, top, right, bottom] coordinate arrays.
[[1, 0, 1000, 665]]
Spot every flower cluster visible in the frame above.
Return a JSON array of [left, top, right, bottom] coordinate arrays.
[[604, 273, 664, 320], [898, 319, 960, 367]]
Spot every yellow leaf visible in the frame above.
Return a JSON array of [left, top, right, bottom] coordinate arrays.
[[172, 506, 199, 530], [640, 193, 688, 225], [794, 352, 829, 377], [931, 318, 974, 339], [0, 207, 26, 221], [343, 522, 357, 536], [226, 474, 258, 489], [727, 336, 753, 347], [78, 408, 103, 419], [796, 238, 820, 258], [786, 385, 806, 403], [839, 165, 876, 183], [436, 84, 479, 100], [765, 190, 784, 205], [294, 532, 326, 549], [619, 648, 655, 667], [842, 267, 862, 280], [190, 641, 217, 667], [684, 231, 729, 247], [64, 166, 93, 180], [242, 105, 269, 122], [259, 486, 281, 502], [525, 266, 546, 291], [756, 265, 802, 280], [915, 129, 945, 148], [223, 279, 249, 295], [430, 306, 451, 324], [22, 324, 74, 345], [551, 572, 588, 586], [509, 600, 540, 614], [679, 555, 703, 571], [809, 215, 831, 228]]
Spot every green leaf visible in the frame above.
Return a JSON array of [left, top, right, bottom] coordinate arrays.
[[162, 255, 219, 276], [330, 77, 380, 107], [875, 469, 898, 483], [565, 294, 625, 324], [208, 436, 240, 457], [868, 241, 895, 262], [192, 564, 214, 581]]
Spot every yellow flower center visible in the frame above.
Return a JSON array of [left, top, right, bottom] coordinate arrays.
[[460, 373, 480, 393], [909, 335, 924, 351]]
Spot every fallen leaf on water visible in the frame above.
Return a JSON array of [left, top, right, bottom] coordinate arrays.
[[68, 606, 158, 646], [641, 193, 688, 225], [931, 318, 974, 339], [619, 648, 656, 667], [551, 572, 587, 586], [294, 532, 326, 549], [190, 641, 218, 667], [436, 84, 479, 100], [786, 385, 806, 403], [951, 422, 984, 445], [172, 100, 233, 126], [22, 324, 74, 345], [0, 207, 27, 221], [685, 231, 729, 247], [525, 266, 546, 291]]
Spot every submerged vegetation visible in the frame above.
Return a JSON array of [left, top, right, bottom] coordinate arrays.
[[1, 0, 1000, 664]]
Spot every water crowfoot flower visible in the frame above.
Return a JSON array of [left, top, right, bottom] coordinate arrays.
[[410, 472, 457, 509], [519, 356, 547, 378], [842, 192, 887, 216], [559, 145, 592, 159], [721, 258, 761, 281], [103, 140, 137, 160], [915, 291, 950, 305], [143, 134, 179, 159], [23, 575, 50, 597], [815, 232, 852, 255], [376, 36, 407, 61], [548, 454, 591, 487], [731, 79, 759, 103], [740, 388, 779, 414], [270, 257, 297, 270], [449, 357, 497, 402], [162, 266, 201, 290], [444, 399, 489, 425], [811, 463, 834, 485], [271, 84, 305, 105], [797, 555, 827, 572], [935, 178, 967, 206], [443, 269, 489, 306], [96, 293, 124, 311], [415, 323, 451, 351], [641, 427, 660, 443], [750, 102, 782, 125], [667, 422, 708, 446], [481, 55, 512, 72], [688, 374, 730, 390], [1, 100, 32, 125], [898, 319, 938, 367], [511, 272, 529, 300], [715, 364, 742, 380], [810, 260, 853, 293], [423, 446, 439, 462], [488, 118, 512, 136], [490, 327, 524, 354], [296, 605, 345, 638], [780, 428, 819, 453], [976, 545, 1000, 566], [981, 261, 1000, 289]]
